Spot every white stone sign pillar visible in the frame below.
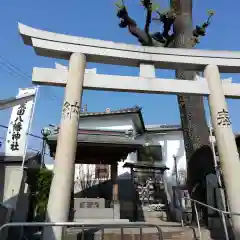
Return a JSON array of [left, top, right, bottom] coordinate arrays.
[[43, 53, 86, 240], [204, 64, 240, 238]]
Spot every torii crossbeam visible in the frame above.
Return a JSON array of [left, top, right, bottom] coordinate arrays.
[[19, 23, 240, 73], [33, 67, 240, 98]]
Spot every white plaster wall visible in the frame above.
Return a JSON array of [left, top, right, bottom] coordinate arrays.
[[139, 131, 186, 176], [118, 152, 137, 177], [143, 131, 186, 191], [79, 115, 135, 132], [117, 131, 187, 181], [150, 131, 187, 212], [162, 132, 186, 177]]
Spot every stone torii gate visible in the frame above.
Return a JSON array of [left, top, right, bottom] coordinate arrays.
[[19, 23, 240, 239]]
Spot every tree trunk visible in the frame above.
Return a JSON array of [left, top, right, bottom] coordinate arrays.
[[171, 0, 212, 223], [170, 0, 210, 159]]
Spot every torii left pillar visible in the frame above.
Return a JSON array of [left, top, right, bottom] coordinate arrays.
[[43, 53, 86, 240]]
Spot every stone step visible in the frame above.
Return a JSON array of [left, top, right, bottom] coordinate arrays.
[[65, 230, 195, 240], [65, 226, 198, 240], [22, 224, 218, 240]]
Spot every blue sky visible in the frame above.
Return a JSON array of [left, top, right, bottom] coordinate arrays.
[[0, 0, 240, 153]]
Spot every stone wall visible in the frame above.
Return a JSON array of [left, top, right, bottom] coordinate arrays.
[[73, 198, 114, 220], [74, 178, 144, 221]]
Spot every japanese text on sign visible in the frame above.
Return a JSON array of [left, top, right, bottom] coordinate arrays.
[[216, 109, 231, 127], [8, 103, 26, 151]]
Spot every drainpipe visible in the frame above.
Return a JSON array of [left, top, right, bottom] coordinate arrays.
[[173, 155, 184, 226]]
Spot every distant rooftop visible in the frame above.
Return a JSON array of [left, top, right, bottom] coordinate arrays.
[[79, 107, 182, 132], [0, 151, 41, 168], [51, 106, 146, 132], [80, 106, 142, 117], [146, 124, 182, 132]]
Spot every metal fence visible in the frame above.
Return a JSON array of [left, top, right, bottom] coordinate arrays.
[[0, 222, 164, 240], [183, 197, 240, 240]]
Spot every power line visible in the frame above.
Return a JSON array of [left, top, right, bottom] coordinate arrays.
[[0, 64, 27, 81], [0, 55, 31, 79], [0, 55, 61, 102], [0, 124, 52, 156], [0, 61, 31, 83], [0, 136, 50, 156], [0, 124, 43, 140]]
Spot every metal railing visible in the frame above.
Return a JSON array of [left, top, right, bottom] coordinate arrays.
[[0, 221, 164, 240], [183, 197, 240, 240]]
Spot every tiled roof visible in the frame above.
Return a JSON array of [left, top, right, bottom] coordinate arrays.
[[47, 133, 144, 146], [79, 106, 142, 117], [123, 161, 169, 170]]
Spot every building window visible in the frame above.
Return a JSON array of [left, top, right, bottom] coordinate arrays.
[[137, 145, 163, 162]]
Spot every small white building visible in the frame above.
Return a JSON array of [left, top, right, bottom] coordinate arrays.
[[46, 106, 187, 198]]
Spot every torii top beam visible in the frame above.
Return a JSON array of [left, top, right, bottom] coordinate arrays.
[[18, 23, 240, 73]]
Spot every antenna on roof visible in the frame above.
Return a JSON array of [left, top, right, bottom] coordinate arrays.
[[83, 104, 88, 112], [80, 104, 88, 113], [105, 108, 111, 113]]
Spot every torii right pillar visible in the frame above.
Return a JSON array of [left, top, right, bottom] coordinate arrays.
[[204, 64, 240, 238]]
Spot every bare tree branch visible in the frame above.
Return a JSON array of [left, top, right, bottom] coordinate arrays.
[[141, 0, 153, 44], [117, 6, 154, 46], [116, 1, 214, 48], [145, 8, 152, 44]]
